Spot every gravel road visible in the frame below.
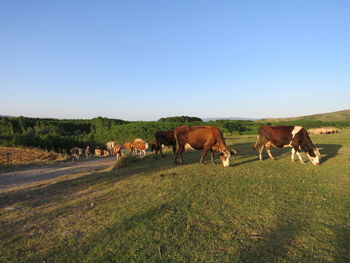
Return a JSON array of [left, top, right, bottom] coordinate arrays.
[[0, 157, 117, 192]]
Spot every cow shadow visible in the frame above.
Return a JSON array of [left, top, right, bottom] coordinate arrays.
[[173, 142, 293, 167], [229, 142, 342, 165], [316, 144, 342, 163]]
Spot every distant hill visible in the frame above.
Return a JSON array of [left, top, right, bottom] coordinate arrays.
[[261, 109, 350, 122], [203, 117, 257, 121]]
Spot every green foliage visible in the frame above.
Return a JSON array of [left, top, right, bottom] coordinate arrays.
[[1, 116, 350, 152], [158, 116, 203, 122]]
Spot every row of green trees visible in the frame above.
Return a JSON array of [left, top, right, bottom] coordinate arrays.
[[1, 116, 350, 152]]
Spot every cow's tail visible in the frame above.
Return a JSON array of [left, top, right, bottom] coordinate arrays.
[[252, 128, 261, 151]]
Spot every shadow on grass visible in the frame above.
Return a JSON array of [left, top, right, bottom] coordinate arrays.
[[231, 142, 342, 164], [317, 144, 342, 164], [0, 154, 175, 210], [36, 199, 181, 262], [334, 213, 350, 262], [177, 143, 292, 167], [238, 212, 306, 263]]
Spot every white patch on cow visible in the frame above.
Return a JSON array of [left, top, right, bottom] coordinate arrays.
[[291, 126, 303, 138], [222, 152, 231, 167], [185, 143, 195, 151], [307, 151, 320, 165]]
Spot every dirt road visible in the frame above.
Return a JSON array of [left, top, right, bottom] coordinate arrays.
[[0, 157, 117, 193]]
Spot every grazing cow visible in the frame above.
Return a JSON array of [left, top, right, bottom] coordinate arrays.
[[174, 126, 236, 167], [153, 130, 176, 159], [123, 142, 134, 153], [133, 138, 149, 158], [70, 147, 83, 162], [106, 141, 115, 155], [113, 144, 124, 160], [253, 126, 320, 165]]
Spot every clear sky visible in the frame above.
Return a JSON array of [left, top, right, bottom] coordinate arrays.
[[1, 0, 349, 121]]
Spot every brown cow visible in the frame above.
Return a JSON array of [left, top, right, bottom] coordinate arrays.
[[133, 139, 149, 158], [153, 130, 176, 159], [174, 126, 236, 167], [253, 126, 320, 165], [150, 142, 161, 156], [113, 144, 124, 160], [123, 142, 134, 153]]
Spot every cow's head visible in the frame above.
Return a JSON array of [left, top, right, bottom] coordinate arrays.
[[219, 149, 232, 167], [307, 148, 321, 165]]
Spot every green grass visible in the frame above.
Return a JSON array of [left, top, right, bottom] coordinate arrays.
[[1, 130, 350, 262]]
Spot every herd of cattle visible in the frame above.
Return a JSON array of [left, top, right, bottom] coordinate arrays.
[[68, 124, 336, 167], [308, 127, 339, 135]]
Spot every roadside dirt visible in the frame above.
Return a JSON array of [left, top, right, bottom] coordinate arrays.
[[0, 157, 117, 193]]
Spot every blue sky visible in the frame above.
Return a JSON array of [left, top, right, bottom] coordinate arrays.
[[1, 0, 349, 120]]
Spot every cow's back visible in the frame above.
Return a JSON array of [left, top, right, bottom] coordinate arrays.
[[175, 126, 223, 149], [258, 126, 295, 148]]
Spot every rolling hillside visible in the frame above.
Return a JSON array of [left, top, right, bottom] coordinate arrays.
[[261, 109, 350, 122]]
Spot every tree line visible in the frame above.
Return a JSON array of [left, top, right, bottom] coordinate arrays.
[[1, 116, 349, 152]]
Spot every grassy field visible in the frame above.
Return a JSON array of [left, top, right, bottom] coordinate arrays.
[[1, 130, 350, 262]]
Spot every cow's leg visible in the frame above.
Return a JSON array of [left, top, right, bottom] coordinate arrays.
[[172, 144, 176, 156], [199, 148, 210, 164], [174, 145, 185, 165], [258, 145, 264, 160], [291, 148, 296, 162], [296, 151, 305, 164], [265, 146, 275, 160], [200, 143, 213, 164], [179, 149, 186, 164], [210, 150, 216, 164]]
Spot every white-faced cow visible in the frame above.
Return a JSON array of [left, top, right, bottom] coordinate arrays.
[[106, 141, 115, 155], [153, 130, 176, 159], [70, 147, 83, 162], [113, 144, 124, 160], [253, 126, 321, 165], [174, 126, 236, 167]]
